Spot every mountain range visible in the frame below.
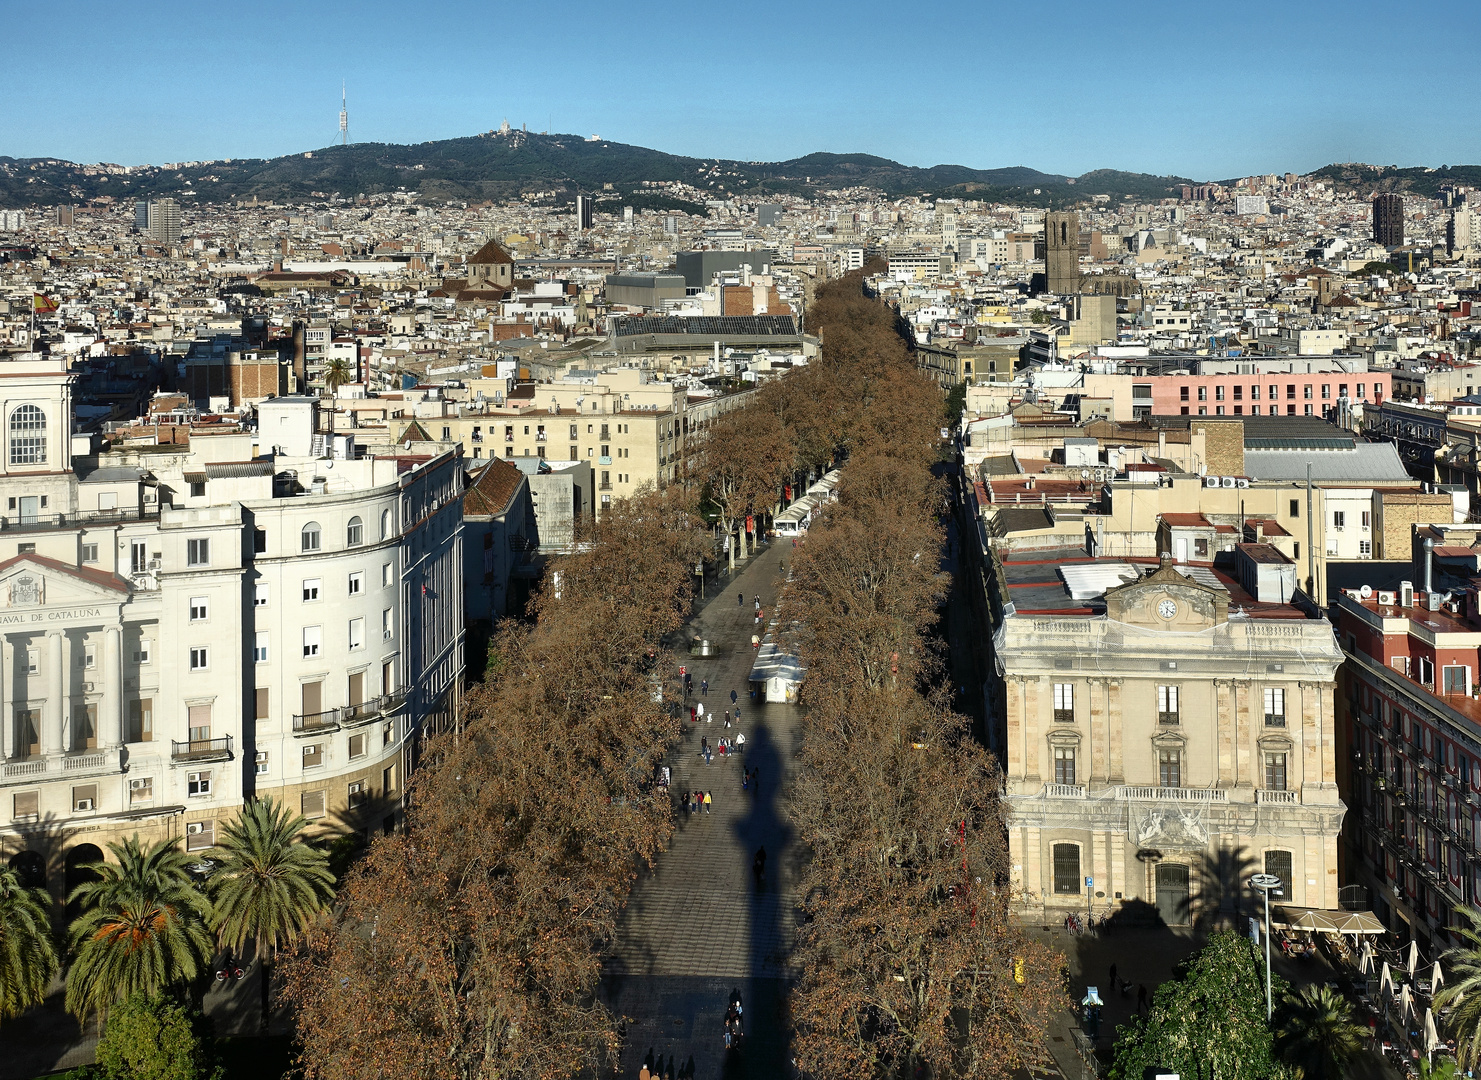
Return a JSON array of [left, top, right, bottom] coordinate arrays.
[[0, 128, 1475, 211]]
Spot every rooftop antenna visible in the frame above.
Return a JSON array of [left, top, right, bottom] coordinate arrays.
[[339, 81, 349, 145]]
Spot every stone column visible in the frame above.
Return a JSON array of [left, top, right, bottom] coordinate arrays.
[[1107, 678, 1124, 783], [1025, 677, 1043, 783], [1235, 677, 1254, 790], [103, 626, 123, 748], [45, 631, 63, 756], [0, 636, 12, 759], [1005, 676, 1024, 780], [1216, 678, 1234, 786], [1300, 681, 1320, 797]]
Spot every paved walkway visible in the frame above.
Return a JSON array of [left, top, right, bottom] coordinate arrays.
[[602, 538, 800, 1079]]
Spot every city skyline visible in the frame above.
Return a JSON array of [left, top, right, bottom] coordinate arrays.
[[5, 0, 1481, 178]]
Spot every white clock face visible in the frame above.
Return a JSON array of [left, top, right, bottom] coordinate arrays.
[[1157, 599, 1177, 620]]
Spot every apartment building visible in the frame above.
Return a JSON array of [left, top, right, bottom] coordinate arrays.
[[1077, 370, 1391, 421], [0, 358, 462, 893], [1333, 534, 1481, 951], [989, 548, 1345, 923]]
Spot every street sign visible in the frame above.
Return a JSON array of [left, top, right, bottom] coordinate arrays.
[[1085, 876, 1094, 888]]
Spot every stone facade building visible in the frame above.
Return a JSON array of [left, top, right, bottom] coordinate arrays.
[[988, 547, 1345, 923], [0, 355, 463, 898]]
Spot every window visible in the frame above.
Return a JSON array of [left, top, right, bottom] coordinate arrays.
[[1054, 747, 1076, 785], [81, 645, 96, 670], [1289, 500, 1299, 518], [26, 649, 38, 676], [12, 791, 38, 822], [254, 528, 267, 554], [1053, 683, 1074, 723], [255, 687, 269, 720], [190, 481, 206, 498], [1053, 843, 1081, 894], [346, 571, 364, 597], [1264, 687, 1286, 726], [131, 540, 149, 573], [186, 538, 210, 566], [383, 719, 395, 748], [129, 777, 153, 803], [1269, 385, 1278, 401], [187, 770, 211, 797], [382, 562, 393, 587], [255, 583, 269, 607], [380, 508, 392, 539], [189, 646, 208, 671], [1303, 384, 1313, 400], [1322, 384, 1331, 399], [1286, 384, 1296, 400], [303, 744, 323, 769], [1159, 749, 1181, 788], [349, 617, 364, 651], [1264, 850, 1292, 890], [185, 820, 214, 851], [1158, 685, 1179, 724], [1265, 753, 1288, 791], [1360, 540, 1372, 557], [188, 704, 211, 743], [1197, 387, 1207, 401], [254, 632, 269, 663], [382, 608, 393, 640], [72, 784, 97, 813], [302, 626, 321, 658], [189, 595, 208, 621], [1332, 511, 1345, 529], [348, 780, 366, 808], [255, 751, 269, 776], [347, 516, 364, 546], [1361, 510, 1371, 528], [134, 639, 152, 665], [1233, 386, 1243, 401], [1215, 386, 1224, 401], [302, 791, 326, 819], [1444, 665, 1471, 696], [81, 543, 98, 563], [127, 698, 153, 743], [349, 733, 367, 759], [1250, 404, 1260, 415], [302, 578, 320, 602], [8, 404, 46, 465], [301, 522, 322, 552]]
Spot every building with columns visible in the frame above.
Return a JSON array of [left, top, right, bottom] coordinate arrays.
[[1, 355, 463, 897], [986, 546, 1345, 924]]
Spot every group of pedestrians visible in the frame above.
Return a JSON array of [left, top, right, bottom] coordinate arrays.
[[684, 790, 712, 815], [1104, 963, 1150, 1014]]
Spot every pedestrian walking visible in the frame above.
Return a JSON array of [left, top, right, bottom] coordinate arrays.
[[738, 591, 743, 606], [704, 791, 713, 814], [701, 679, 709, 697], [1108, 963, 1117, 989], [697, 701, 705, 721], [754, 594, 760, 608], [689, 706, 696, 723], [730, 689, 738, 705], [701, 736, 709, 755], [742, 769, 749, 792], [734, 706, 742, 725], [723, 709, 731, 727], [736, 731, 746, 748], [1137, 984, 1148, 1013]]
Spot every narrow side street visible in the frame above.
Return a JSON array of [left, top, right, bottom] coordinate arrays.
[[602, 538, 799, 1079]]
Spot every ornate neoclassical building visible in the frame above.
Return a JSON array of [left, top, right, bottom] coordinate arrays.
[[0, 353, 463, 896]]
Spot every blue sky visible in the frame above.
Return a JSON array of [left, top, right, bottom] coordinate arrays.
[[2, 0, 1476, 180]]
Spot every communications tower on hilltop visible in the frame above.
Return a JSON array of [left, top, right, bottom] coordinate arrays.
[[339, 82, 349, 145]]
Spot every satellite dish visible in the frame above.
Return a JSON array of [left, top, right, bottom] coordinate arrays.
[[1081, 469, 1090, 479], [1359, 585, 1374, 599]]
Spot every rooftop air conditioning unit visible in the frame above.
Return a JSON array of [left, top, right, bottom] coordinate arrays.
[[1378, 591, 1396, 605], [1236, 478, 1250, 488], [1205, 476, 1221, 488], [1222, 476, 1237, 488]]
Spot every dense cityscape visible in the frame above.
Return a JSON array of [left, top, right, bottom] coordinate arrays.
[[9, 97, 1481, 1080]]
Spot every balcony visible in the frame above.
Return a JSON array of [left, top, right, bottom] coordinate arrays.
[[294, 691, 404, 734], [1115, 785, 1229, 803], [1044, 783, 1087, 799], [171, 736, 233, 763], [1256, 789, 1299, 805], [0, 506, 160, 534]]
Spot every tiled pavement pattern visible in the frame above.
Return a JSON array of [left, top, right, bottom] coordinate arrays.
[[603, 539, 800, 1078]]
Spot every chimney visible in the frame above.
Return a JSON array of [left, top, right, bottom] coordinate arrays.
[[1424, 536, 1435, 594]]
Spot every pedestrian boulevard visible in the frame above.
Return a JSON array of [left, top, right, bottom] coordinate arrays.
[[603, 539, 800, 1077]]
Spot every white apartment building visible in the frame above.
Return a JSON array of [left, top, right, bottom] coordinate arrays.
[[0, 358, 462, 893]]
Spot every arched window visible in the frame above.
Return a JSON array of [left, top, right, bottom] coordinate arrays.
[[8, 404, 46, 465], [380, 508, 393, 540], [346, 516, 364, 546], [301, 522, 322, 552]]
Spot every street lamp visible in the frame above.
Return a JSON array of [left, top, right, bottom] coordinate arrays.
[[1249, 873, 1283, 1020]]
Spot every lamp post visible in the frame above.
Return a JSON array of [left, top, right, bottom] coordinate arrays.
[[1249, 873, 1282, 1020]]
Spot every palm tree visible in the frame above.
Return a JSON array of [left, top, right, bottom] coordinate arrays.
[[0, 863, 58, 1019], [1274, 983, 1368, 1079], [210, 797, 335, 1028], [320, 353, 353, 437], [1437, 906, 1481, 1069], [64, 836, 212, 1020]]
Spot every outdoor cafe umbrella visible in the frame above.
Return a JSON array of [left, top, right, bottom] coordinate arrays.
[[1382, 961, 1395, 997], [1360, 942, 1373, 975], [1432, 960, 1445, 990], [1400, 982, 1414, 1022], [1425, 1007, 1442, 1061], [1410, 939, 1421, 977]]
